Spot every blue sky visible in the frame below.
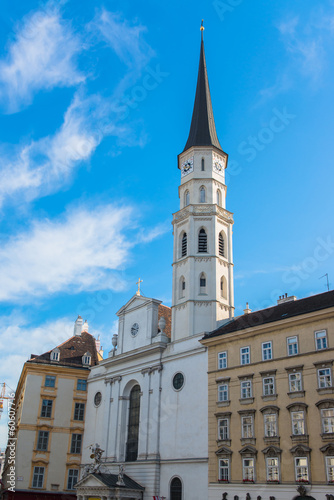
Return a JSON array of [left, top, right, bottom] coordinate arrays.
[[0, 0, 334, 445]]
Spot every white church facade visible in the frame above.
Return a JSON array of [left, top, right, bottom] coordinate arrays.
[[78, 27, 234, 500]]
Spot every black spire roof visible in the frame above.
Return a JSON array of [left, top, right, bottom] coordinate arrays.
[[183, 30, 223, 153]]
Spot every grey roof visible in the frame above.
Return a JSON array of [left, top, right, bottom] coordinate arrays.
[[183, 35, 223, 153], [92, 473, 144, 491]]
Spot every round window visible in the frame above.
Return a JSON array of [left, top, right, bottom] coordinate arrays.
[[173, 372, 185, 391], [94, 391, 102, 407]]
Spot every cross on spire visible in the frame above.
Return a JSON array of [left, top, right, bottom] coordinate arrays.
[[136, 278, 143, 296]]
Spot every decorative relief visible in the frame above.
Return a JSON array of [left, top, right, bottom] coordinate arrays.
[[194, 301, 212, 307], [174, 260, 186, 268], [195, 257, 212, 262], [196, 217, 212, 221], [175, 303, 187, 311]]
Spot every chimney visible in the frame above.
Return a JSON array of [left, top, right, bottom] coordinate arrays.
[[82, 320, 89, 333], [243, 302, 252, 315], [95, 335, 103, 357], [74, 316, 83, 336], [277, 293, 297, 305]]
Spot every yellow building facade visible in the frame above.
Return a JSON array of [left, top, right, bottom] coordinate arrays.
[[201, 291, 334, 500]]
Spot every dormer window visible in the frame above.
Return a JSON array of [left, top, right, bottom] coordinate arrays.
[[50, 348, 60, 362], [82, 352, 91, 366]]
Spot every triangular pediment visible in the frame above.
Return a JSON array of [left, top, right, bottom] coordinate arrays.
[[116, 294, 161, 316], [75, 473, 107, 488]]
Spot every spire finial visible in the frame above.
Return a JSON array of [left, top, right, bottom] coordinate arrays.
[[136, 277, 143, 296], [200, 19, 204, 40]]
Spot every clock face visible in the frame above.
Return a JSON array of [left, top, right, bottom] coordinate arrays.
[[131, 323, 139, 337], [213, 154, 226, 175], [181, 157, 194, 177]]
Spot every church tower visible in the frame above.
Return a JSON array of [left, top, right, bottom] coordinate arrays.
[[172, 26, 234, 340]]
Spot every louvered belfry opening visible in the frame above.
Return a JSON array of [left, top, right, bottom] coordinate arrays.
[[198, 229, 207, 252], [219, 233, 225, 257], [182, 233, 187, 257], [125, 385, 141, 462]]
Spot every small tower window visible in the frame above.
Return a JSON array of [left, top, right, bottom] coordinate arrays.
[[180, 277, 186, 299], [217, 189, 221, 206], [184, 190, 190, 207], [220, 276, 227, 299], [219, 232, 225, 257], [198, 228, 207, 253], [201, 158, 205, 171], [199, 273, 207, 294], [199, 186, 206, 203], [181, 232, 187, 257]]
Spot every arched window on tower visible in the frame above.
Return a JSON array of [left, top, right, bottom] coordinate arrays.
[[217, 189, 221, 206], [181, 232, 187, 257], [199, 272, 207, 294], [199, 186, 206, 203], [220, 276, 227, 299], [184, 190, 190, 207], [125, 385, 141, 462], [219, 232, 226, 257], [180, 276, 186, 299], [198, 228, 207, 253], [201, 158, 205, 171], [170, 477, 182, 500]]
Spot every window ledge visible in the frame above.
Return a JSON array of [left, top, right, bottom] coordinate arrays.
[[217, 400, 230, 407], [291, 434, 309, 443], [321, 433, 334, 441], [241, 437, 256, 446], [262, 394, 278, 402], [239, 397, 254, 405], [317, 387, 334, 395], [288, 391, 305, 399], [263, 436, 280, 445], [217, 439, 231, 447]]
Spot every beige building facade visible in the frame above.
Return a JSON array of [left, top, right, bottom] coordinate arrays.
[[201, 291, 334, 500]]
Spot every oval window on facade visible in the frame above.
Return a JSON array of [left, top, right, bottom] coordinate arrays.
[[94, 391, 102, 407], [172, 372, 185, 391]]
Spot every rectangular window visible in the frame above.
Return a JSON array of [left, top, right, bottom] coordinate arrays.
[[240, 346, 250, 365], [287, 336, 298, 356], [218, 351, 227, 370], [318, 368, 332, 388], [243, 458, 255, 481], [289, 372, 302, 392], [218, 418, 229, 440], [242, 415, 254, 438], [70, 434, 82, 454], [291, 411, 305, 435], [32, 466, 45, 488], [241, 380, 252, 399], [315, 330, 328, 350], [326, 456, 334, 483], [36, 431, 49, 451], [322, 408, 334, 434], [264, 414, 277, 437], [295, 457, 309, 482], [67, 469, 79, 490], [77, 379, 87, 391], [266, 457, 279, 482], [263, 376, 275, 396], [40, 399, 53, 418], [218, 384, 228, 402], [73, 403, 85, 421], [262, 341, 273, 361], [219, 458, 229, 481], [45, 376, 56, 388]]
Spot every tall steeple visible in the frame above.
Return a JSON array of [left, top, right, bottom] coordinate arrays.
[[183, 21, 223, 153], [171, 24, 234, 340]]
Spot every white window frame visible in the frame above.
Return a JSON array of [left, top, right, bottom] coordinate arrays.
[[240, 346, 250, 365], [262, 341, 272, 361], [263, 376, 275, 396], [36, 430, 49, 451], [218, 384, 228, 402], [264, 413, 277, 437], [45, 376, 56, 388], [241, 380, 252, 399], [291, 411, 305, 436], [321, 408, 334, 434], [315, 329, 328, 350], [218, 351, 227, 370], [318, 368, 332, 388], [289, 372, 302, 392], [287, 336, 298, 356], [242, 457, 255, 481], [219, 458, 230, 481], [32, 466, 45, 489], [51, 350, 59, 361], [294, 456, 309, 482], [241, 415, 254, 438], [326, 456, 334, 483], [266, 456, 279, 482], [218, 418, 229, 440], [67, 469, 79, 490], [70, 433, 82, 454]]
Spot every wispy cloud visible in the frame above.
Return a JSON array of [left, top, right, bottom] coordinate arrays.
[[0, 7, 84, 112]]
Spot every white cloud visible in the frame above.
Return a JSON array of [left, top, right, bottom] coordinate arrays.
[[0, 8, 84, 111]]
